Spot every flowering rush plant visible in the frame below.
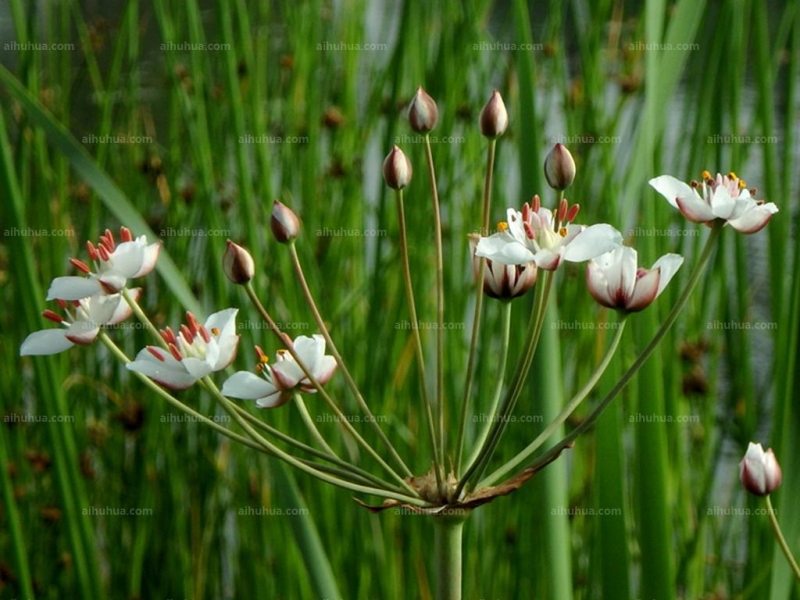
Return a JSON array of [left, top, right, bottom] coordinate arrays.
[[21, 88, 791, 599]]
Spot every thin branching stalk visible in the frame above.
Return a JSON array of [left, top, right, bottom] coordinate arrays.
[[243, 282, 417, 493], [455, 138, 497, 473], [423, 133, 447, 484], [395, 187, 443, 490], [464, 301, 512, 468], [285, 243, 414, 478], [480, 315, 628, 487]]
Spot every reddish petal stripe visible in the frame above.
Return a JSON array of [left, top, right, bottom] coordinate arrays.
[[524, 222, 535, 240]]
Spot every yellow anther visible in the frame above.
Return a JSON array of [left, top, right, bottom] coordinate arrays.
[[727, 171, 738, 179], [259, 354, 269, 363], [497, 221, 509, 232], [255, 363, 264, 372], [211, 327, 220, 336], [739, 179, 747, 188], [701, 170, 711, 180], [559, 226, 568, 237]]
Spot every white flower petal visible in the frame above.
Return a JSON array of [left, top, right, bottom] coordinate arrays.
[[206, 308, 238, 337], [561, 224, 623, 263], [649, 253, 684, 297], [46, 276, 102, 301], [475, 232, 536, 265], [649, 175, 695, 209], [626, 270, 660, 312], [64, 320, 101, 345], [126, 348, 198, 390], [20, 329, 74, 356], [221, 371, 277, 400], [182, 356, 215, 380], [727, 202, 779, 234]]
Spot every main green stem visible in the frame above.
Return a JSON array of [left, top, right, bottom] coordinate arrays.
[[434, 514, 468, 600]]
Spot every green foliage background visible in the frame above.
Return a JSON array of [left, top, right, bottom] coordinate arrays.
[[1, 0, 798, 598]]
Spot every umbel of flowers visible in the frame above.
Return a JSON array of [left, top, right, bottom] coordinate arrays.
[[20, 87, 789, 599]]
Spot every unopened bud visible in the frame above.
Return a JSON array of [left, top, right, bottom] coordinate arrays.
[[383, 146, 413, 190], [408, 87, 439, 133], [544, 143, 576, 190], [223, 240, 255, 284], [271, 201, 301, 244], [739, 442, 782, 496], [479, 90, 508, 138]]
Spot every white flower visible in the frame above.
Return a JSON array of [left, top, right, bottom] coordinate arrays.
[[586, 246, 683, 312], [47, 227, 160, 300], [126, 309, 239, 390], [739, 442, 782, 496], [222, 334, 337, 408], [475, 197, 622, 271], [468, 234, 537, 299], [20, 291, 139, 356], [649, 171, 778, 234]]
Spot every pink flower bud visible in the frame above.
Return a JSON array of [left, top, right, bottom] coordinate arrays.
[[544, 143, 576, 190], [223, 240, 255, 284], [479, 90, 508, 139], [271, 200, 301, 244], [383, 146, 413, 190], [739, 442, 782, 496], [408, 87, 439, 133]]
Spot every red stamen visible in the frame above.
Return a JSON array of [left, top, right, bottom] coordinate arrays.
[[57, 299, 68, 309], [521, 202, 531, 223], [180, 324, 195, 345], [168, 343, 183, 361], [532, 195, 541, 213], [42, 309, 64, 323], [70, 258, 92, 274], [86, 241, 99, 261], [567, 204, 580, 222], [120, 226, 133, 242], [98, 244, 110, 262], [185, 312, 200, 334], [558, 198, 568, 222], [199, 325, 211, 344], [160, 327, 176, 346], [147, 347, 167, 362], [103, 228, 116, 251]]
